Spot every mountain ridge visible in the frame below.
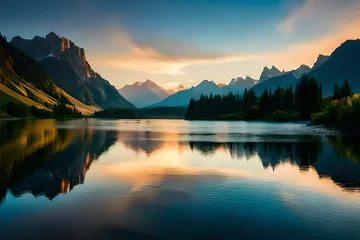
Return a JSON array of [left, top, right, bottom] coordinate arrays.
[[11, 32, 134, 109]]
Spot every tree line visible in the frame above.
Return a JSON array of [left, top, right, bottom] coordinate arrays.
[[185, 89, 257, 120], [186, 76, 324, 121]]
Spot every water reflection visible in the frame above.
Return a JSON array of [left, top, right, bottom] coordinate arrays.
[[1, 120, 360, 239], [1, 120, 360, 204], [0, 120, 117, 203]]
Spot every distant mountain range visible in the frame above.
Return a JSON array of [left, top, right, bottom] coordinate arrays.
[[251, 64, 312, 95], [11, 32, 134, 109], [252, 39, 360, 97], [2, 30, 360, 111], [149, 76, 257, 107], [118, 80, 173, 108], [150, 80, 221, 107]]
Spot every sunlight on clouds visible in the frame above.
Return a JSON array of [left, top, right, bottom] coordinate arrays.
[[278, 0, 319, 33], [89, 0, 360, 79], [163, 82, 182, 89], [94, 29, 256, 75], [277, 0, 360, 34], [270, 17, 360, 70]]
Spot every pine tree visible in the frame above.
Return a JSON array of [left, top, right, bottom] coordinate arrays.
[[340, 80, 352, 99]]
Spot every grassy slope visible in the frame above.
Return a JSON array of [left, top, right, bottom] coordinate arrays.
[[0, 83, 51, 110], [58, 88, 100, 115]]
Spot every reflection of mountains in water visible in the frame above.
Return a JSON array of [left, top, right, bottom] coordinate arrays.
[[0, 121, 117, 203], [2, 122, 360, 203]]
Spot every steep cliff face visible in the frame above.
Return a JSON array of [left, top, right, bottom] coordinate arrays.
[[11, 32, 134, 109], [11, 32, 91, 80]]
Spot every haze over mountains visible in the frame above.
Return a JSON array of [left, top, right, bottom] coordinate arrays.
[[118, 80, 173, 108], [150, 77, 257, 108]]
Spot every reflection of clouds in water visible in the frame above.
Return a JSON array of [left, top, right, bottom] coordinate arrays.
[[98, 135, 360, 202]]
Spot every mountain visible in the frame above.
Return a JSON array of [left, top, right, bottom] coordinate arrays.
[[150, 80, 228, 107], [258, 66, 283, 83], [11, 32, 134, 109], [118, 79, 171, 108], [251, 64, 311, 96], [0, 34, 99, 115], [251, 71, 298, 96], [312, 54, 329, 70], [293, 64, 311, 78], [227, 76, 256, 92], [306, 39, 360, 97]]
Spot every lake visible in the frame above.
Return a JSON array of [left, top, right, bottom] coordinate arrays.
[[1, 119, 360, 240]]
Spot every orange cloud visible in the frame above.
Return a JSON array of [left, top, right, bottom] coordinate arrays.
[[278, 0, 360, 34], [269, 17, 360, 70], [91, 29, 257, 75]]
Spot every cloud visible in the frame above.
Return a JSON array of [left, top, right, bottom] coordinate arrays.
[[278, 0, 360, 34], [278, 0, 319, 33], [92, 29, 256, 75], [163, 81, 182, 89], [271, 0, 360, 70], [268, 18, 360, 70]]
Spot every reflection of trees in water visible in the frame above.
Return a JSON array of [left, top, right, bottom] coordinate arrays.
[[313, 136, 360, 190], [190, 140, 322, 171], [189, 138, 360, 191], [189, 141, 223, 156], [327, 136, 360, 163], [0, 121, 117, 203]]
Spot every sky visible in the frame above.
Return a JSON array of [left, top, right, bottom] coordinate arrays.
[[1, 0, 360, 89]]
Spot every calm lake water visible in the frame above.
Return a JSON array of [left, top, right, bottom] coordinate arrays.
[[1, 119, 360, 240]]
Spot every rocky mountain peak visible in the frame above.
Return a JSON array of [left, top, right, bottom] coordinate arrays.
[[312, 54, 329, 69], [259, 65, 282, 83], [46, 31, 60, 41], [245, 76, 256, 82], [12, 32, 90, 80], [143, 79, 157, 86]]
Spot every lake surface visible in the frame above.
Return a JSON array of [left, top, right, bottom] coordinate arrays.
[[1, 119, 360, 240]]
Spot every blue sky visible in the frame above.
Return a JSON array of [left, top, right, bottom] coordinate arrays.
[[1, 0, 360, 89]]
